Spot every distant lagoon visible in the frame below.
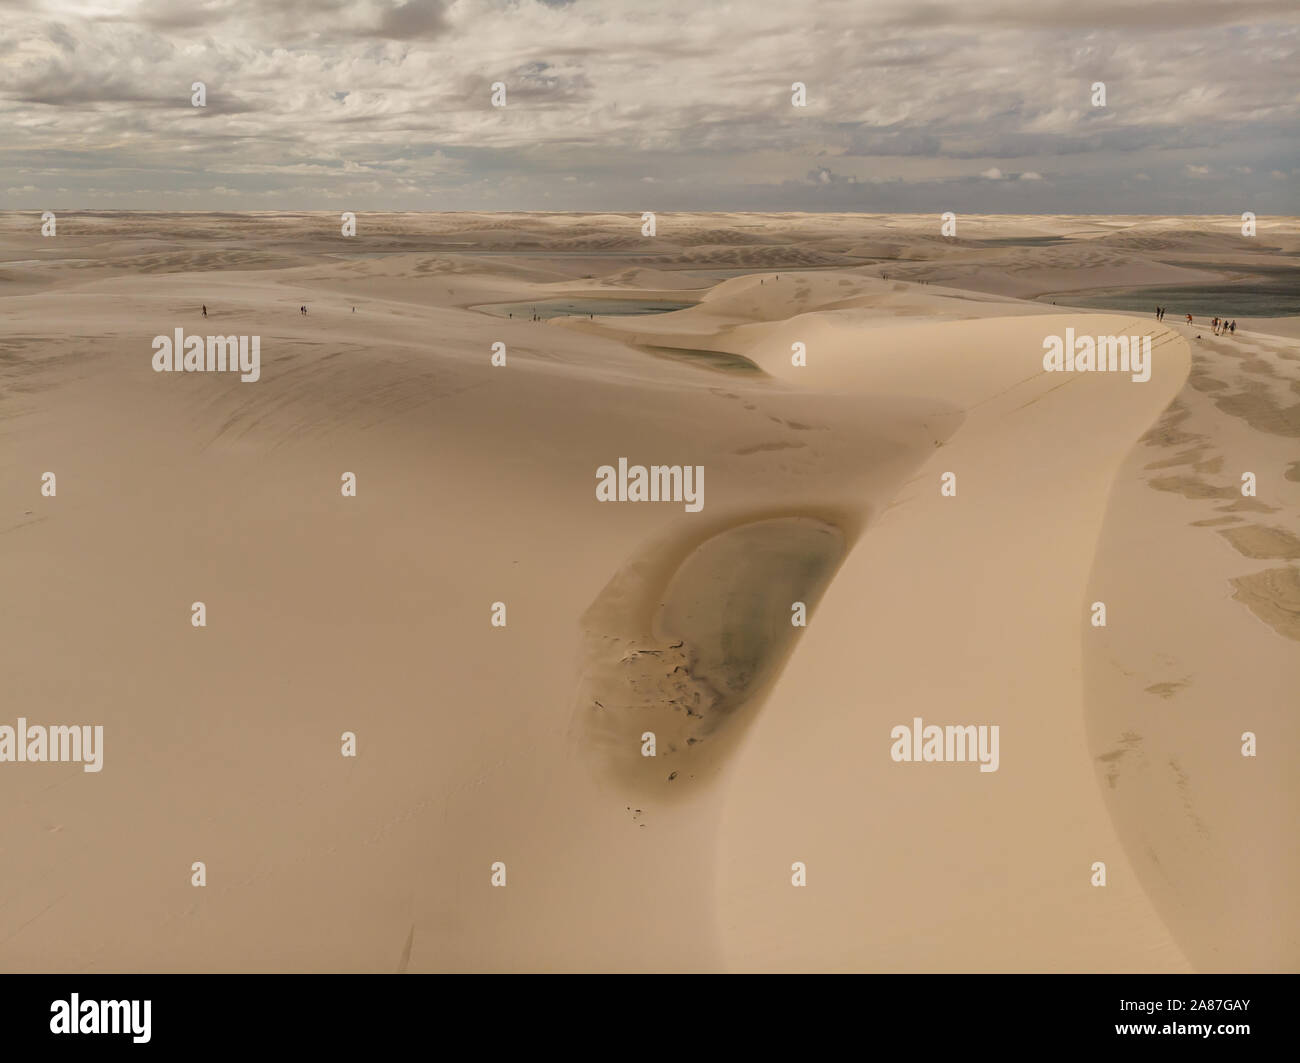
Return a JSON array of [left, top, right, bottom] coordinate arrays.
[[473, 297, 694, 320], [1042, 281, 1300, 318]]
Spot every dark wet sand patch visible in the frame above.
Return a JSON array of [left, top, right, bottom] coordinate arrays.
[[1148, 474, 1237, 500], [1189, 373, 1228, 392], [1145, 679, 1190, 699], [636, 344, 763, 374], [1212, 384, 1300, 437], [653, 517, 843, 730], [1229, 566, 1300, 640], [574, 513, 848, 797], [1141, 401, 1205, 448], [1168, 758, 1211, 838], [1096, 732, 1144, 789], [1215, 498, 1279, 514], [1217, 523, 1300, 560], [1144, 445, 1211, 471]]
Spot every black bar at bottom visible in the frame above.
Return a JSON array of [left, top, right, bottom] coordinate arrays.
[[1, 973, 1289, 1050]]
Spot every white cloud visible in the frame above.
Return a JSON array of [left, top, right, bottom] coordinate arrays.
[[0, 0, 1296, 210]]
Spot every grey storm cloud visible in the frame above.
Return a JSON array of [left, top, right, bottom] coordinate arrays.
[[122, 0, 451, 41], [0, 0, 1295, 211]]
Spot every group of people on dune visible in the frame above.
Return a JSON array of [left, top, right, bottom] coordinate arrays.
[[1156, 306, 1237, 336]]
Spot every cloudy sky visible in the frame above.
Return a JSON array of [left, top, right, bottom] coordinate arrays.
[[1, 0, 1297, 212]]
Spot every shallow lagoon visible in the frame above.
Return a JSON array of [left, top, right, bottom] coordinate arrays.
[[1043, 281, 1300, 318], [473, 297, 694, 320]]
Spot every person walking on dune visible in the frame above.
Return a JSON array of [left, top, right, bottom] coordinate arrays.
[[202, 305, 207, 318]]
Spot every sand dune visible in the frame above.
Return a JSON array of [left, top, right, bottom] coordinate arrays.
[[0, 212, 1295, 971], [1084, 322, 1300, 972]]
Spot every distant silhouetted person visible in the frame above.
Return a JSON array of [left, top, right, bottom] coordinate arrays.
[[202, 305, 207, 318], [1230, 320, 1237, 334]]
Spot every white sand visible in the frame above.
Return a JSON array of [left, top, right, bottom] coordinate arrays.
[[0, 212, 1295, 971]]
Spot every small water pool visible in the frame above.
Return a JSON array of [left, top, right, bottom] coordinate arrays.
[[473, 297, 694, 320]]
